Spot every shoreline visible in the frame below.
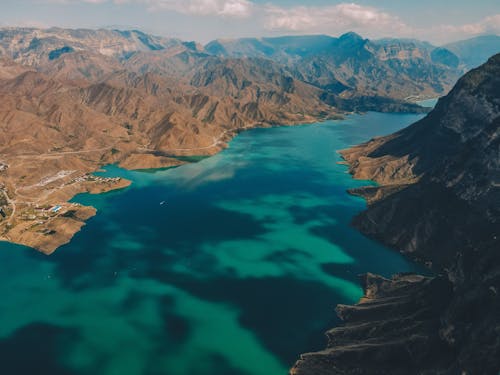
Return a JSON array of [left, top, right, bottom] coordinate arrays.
[[0, 107, 425, 255], [0, 114, 342, 255]]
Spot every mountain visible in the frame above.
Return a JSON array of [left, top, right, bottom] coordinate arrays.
[[0, 27, 482, 254], [206, 32, 463, 99], [0, 27, 184, 64], [0, 47, 348, 253], [292, 54, 500, 374], [2, 28, 483, 102], [205, 34, 338, 62], [445, 34, 500, 70]]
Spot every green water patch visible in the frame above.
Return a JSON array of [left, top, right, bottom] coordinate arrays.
[[0, 112, 427, 375]]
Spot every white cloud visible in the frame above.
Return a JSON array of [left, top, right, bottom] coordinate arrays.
[[147, 0, 253, 17], [263, 3, 408, 36], [35, 0, 500, 43], [86, 0, 254, 17], [262, 3, 500, 44], [42, 0, 254, 17], [439, 14, 500, 37]]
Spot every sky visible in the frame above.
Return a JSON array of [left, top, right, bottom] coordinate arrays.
[[0, 0, 499, 45]]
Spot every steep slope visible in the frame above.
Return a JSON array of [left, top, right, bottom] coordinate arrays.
[[293, 54, 500, 374]]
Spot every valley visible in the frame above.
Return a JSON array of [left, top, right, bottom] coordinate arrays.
[[2, 0, 500, 370], [0, 18, 498, 375], [0, 27, 462, 253]]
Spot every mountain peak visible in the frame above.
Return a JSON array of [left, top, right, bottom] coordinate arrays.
[[338, 31, 364, 42]]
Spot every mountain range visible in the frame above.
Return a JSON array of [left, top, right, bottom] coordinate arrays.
[[0, 26, 499, 374], [0, 27, 498, 262]]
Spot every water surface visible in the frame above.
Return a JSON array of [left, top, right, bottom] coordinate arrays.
[[0, 112, 426, 375]]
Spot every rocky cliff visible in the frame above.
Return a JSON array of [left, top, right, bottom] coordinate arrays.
[[292, 54, 500, 374]]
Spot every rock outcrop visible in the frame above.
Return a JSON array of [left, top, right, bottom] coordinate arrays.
[[293, 54, 500, 374]]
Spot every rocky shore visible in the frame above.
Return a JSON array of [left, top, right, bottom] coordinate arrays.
[[292, 54, 500, 374]]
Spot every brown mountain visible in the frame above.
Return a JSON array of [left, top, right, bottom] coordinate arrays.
[[0, 27, 462, 253], [0, 43, 346, 253], [292, 54, 500, 374]]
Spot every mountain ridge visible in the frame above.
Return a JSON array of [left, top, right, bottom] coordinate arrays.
[[292, 53, 500, 375]]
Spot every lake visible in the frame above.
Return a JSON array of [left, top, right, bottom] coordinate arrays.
[[0, 111, 428, 375]]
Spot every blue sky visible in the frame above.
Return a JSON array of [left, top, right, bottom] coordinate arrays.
[[1, 0, 499, 44]]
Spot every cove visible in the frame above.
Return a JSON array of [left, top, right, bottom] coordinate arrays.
[[0, 111, 428, 375]]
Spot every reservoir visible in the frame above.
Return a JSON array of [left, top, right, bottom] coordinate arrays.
[[0, 111, 427, 375]]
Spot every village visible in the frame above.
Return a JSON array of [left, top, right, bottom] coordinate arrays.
[[68, 173, 123, 185], [0, 169, 128, 251]]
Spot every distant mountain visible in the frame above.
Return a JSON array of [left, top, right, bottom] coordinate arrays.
[[444, 34, 500, 70], [206, 32, 462, 99], [293, 54, 500, 374], [0, 27, 187, 69], [205, 34, 338, 62], [3, 28, 490, 102]]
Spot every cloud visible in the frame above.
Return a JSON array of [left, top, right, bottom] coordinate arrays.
[[406, 13, 500, 44], [440, 14, 500, 36], [34, 0, 500, 43], [147, 0, 254, 17], [50, 0, 254, 17], [263, 3, 408, 36], [41, 0, 108, 3], [262, 3, 500, 44]]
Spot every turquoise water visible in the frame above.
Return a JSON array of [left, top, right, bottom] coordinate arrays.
[[0, 112, 426, 375]]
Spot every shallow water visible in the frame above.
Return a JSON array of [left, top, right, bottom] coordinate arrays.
[[0, 112, 427, 375]]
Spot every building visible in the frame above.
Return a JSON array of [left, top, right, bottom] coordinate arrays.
[[51, 205, 62, 213]]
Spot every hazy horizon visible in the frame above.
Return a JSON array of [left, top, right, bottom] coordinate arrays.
[[1, 0, 499, 45], [0, 24, 499, 48]]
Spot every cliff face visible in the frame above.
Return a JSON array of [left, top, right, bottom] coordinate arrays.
[[293, 54, 500, 374]]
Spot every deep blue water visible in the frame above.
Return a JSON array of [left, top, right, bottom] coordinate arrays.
[[0, 112, 427, 375]]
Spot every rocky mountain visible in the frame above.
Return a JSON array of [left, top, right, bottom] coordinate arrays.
[[0, 28, 481, 101], [0, 26, 483, 253], [206, 32, 465, 99], [0, 45, 348, 252], [445, 34, 500, 70], [0, 27, 184, 64], [292, 54, 500, 374]]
